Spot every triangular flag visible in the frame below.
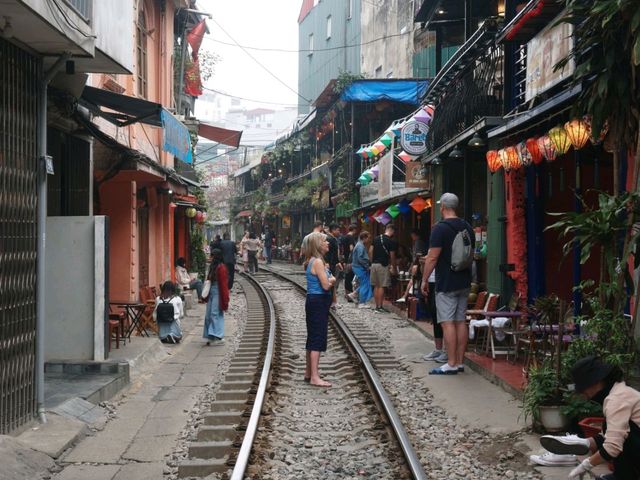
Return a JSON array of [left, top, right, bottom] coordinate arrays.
[[410, 196, 427, 213], [386, 204, 400, 218], [380, 134, 393, 147], [397, 151, 415, 163]]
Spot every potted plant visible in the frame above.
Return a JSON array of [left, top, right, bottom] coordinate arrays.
[[522, 361, 568, 432]]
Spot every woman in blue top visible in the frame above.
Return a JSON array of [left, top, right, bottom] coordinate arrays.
[[349, 231, 373, 307], [304, 232, 335, 388]]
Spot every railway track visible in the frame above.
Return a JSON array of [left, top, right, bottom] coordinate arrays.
[[178, 269, 427, 480]]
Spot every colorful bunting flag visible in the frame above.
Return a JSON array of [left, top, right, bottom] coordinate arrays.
[[386, 204, 400, 218], [410, 196, 428, 213]]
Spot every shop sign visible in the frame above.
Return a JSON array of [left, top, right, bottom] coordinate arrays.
[[400, 120, 429, 156], [405, 162, 431, 189], [161, 109, 193, 164], [525, 19, 574, 102], [281, 215, 291, 229], [378, 151, 393, 201]]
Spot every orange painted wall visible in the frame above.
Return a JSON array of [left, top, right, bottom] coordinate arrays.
[[101, 180, 138, 302]]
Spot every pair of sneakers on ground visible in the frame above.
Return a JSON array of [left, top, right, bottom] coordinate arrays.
[[422, 349, 464, 374], [530, 434, 613, 479]]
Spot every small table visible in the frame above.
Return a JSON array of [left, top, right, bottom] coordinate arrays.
[[481, 311, 524, 359], [109, 301, 148, 339]]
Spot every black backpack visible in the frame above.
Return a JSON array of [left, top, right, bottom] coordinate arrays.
[[156, 297, 175, 323]]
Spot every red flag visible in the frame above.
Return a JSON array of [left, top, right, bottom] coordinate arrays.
[[186, 20, 206, 57]]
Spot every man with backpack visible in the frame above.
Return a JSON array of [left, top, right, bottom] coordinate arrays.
[[421, 193, 474, 375]]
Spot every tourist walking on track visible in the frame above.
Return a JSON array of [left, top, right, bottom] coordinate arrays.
[[244, 232, 261, 274], [240, 231, 250, 272], [219, 232, 237, 289], [349, 231, 373, 308], [304, 232, 334, 387], [370, 224, 397, 313], [203, 249, 230, 345], [421, 193, 474, 375]]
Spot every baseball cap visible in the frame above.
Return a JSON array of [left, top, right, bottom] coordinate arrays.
[[437, 193, 459, 210]]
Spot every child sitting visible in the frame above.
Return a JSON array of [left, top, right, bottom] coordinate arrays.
[[153, 281, 184, 344]]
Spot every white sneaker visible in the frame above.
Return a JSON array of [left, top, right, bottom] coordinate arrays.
[[529, 451, 578, 466], [395, 297, 406, 303], [435, 352, 449, 363], [540, 434, 591, 456], [422, 350, 443, 361], [357, 303, 371, 309]]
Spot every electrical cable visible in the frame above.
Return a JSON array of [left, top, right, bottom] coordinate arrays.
[[201, 86, 302, 107], [192, 30, 411, 53], [208, 17, 312, 104], [47, 0, 94, 38]]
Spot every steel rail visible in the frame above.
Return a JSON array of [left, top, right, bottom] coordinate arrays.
[[229, 272, 276, 480], [262, 267, 428, 480]]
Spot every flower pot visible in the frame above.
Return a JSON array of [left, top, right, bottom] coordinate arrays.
[[539, 405, 570, 432]]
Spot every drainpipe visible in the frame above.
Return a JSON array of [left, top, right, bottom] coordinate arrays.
[[37, 52, 71, 424]]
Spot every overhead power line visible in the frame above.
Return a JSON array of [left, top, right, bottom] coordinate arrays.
[[202, 86, 303, 106], [208, 17, 312, 104]]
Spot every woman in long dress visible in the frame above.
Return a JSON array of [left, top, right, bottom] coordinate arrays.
[[203, 249, 230, 345]]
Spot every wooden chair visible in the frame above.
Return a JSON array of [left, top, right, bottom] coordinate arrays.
[[108, 312, 125, 351], [139, 286, 159, 334], [469, 293, 500, 353], [466, 291, 488, 321]]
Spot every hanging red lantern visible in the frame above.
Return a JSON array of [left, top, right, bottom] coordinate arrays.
[[505, 146, 521, 170], [486, 150, 501, 173], [537, 135, 558, 162], [516, 141, 532, 167], [548, 126, 572, 155], [195, 211, 204, 223], [564, 119, 590, 150], [526, 138, 543, 165]]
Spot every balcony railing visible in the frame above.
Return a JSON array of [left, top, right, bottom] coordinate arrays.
[[62, 0, 92, 21]]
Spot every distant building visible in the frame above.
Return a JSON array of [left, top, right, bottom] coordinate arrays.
[[297, 0, 362, 114]]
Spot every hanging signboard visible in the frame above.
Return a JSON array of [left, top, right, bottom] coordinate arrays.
[[161, 109, 193, 164], [400, 120, 429, 156], [405, 162, 431, 189], [525, 19, 574, 102]]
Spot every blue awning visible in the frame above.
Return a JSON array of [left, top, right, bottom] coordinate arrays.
[[161, 109, 193, 164], [339, 80, 429, 106]]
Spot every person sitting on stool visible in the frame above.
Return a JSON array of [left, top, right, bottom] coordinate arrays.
[[175, 257, 204, 302]]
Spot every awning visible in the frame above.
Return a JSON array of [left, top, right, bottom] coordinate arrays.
[[497, 0, 564, 44], [199, 123, 243, 148], [80, 86, 194, 164], [80, 86, 163, 127], [340, 80, 428, 105], [235, 210, 253, 219]]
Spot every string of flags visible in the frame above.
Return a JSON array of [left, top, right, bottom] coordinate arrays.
[[357, 197, 433, 225], [486, 116, 608, 173], [355, 104, 435, 186]]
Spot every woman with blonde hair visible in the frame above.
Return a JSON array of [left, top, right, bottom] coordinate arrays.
[[304, 231, 335, 387]]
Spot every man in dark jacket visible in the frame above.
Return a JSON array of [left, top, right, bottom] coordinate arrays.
[[219, 232, 237, 289]]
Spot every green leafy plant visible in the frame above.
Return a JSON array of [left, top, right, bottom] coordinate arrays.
[[189, 225, 207, 279], [522, 361, 564, 424], [333, 70, 366, 95]]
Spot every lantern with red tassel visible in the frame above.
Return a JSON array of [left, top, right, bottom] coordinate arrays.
[[526, 138, 543, 165], [516, 141, 532, 167], [537, 135, 558, 162]]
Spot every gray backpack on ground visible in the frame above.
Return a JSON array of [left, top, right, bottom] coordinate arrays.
[[442, 221, 473, 272]]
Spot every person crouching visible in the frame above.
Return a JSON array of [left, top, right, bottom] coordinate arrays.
[[154, 281, 183, 344]]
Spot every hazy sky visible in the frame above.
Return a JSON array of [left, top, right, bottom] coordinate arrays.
[[198, 0, 301, 110]]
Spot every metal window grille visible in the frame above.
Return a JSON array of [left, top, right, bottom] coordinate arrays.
[[511, 43, 528, 112], [62, 0, 93, 22], [428, 42, 505, 151], [0, 38, 41, 433]]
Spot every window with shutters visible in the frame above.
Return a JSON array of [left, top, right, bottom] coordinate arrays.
[[136, 6, 148, 98]]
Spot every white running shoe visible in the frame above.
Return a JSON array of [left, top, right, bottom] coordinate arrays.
[[434, 351, 449, 363], [357, 304, 371, 309], [529, 451, 578, 467], [395, 297, 406, 303], [540, 434, 591, 456], [422, 350, 443, 361]]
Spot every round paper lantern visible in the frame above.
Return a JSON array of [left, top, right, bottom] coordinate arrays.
[[195, 211, 204, 223], [185, 207, 197, 218], [526, 138, 543, 165], [516, 141, 533, 167], [537, 135, 558, 162], [548, 126, 572, 155], [564, 119, 590, 149], [582, 115, 609, 145], [486, 150, 501, 173], [505, 146, 521, 170], [498, 149, 510, 172]]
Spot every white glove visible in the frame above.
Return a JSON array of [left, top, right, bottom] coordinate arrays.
[[568, 458, 593, 479]]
